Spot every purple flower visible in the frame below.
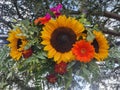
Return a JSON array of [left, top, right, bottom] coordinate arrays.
[[45, 13, 51, 20], [50, 4, 62, 17]]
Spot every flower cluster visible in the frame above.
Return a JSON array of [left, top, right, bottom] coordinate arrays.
[[7, 4, 109, 84]]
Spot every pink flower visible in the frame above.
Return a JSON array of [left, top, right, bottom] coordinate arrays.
[[45, 13, 51, 20], [50, 4, 62, 17]]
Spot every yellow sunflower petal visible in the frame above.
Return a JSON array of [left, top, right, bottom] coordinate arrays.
[[41, 40, 50, 45], [41, 15, 85, 63], [44, 45, 53, 51], [48, 49, 56, 58], [92, 30, 109, 61], [54, 52, 61, 62], [7, 28, 27, 60]]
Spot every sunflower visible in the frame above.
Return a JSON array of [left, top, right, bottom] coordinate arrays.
[[92, 31, 109, 61], [41, 15, 85, 63], [72, 40, 95, 63], [7, 28, 27, 60]]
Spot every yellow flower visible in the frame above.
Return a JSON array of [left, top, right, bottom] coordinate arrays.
[[92, 31, 109, 61], [7, 28, 27, 60], [41, 15, 85, 63]]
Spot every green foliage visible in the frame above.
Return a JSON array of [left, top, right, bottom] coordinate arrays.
[[73, 61, 100, 83], [86, 30, 95, 42], [79, 14, 95, 42], [0, 46, 14, 89], [105, 46, 120, 69], [64, 68, 73, 90], [19, 19, 41, 49], [79, 14, 91, 26]]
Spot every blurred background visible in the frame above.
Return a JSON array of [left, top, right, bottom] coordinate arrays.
[[0, 0, 120, 90]]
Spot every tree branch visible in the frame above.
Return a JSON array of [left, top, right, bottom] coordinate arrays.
[[70, 10, 120, 36], [13, 0, 24, 19], [102, 28, 120, 36], [70, 11, 120, 21], [95, 11, 120, 21], [99, 24, 120, 36]]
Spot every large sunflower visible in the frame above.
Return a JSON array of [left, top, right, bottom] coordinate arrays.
[[92, 31, 109, 61], [7, 28, 27, 60], [41, 15, 85, 63]]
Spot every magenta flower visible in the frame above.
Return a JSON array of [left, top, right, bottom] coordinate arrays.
[[45, 13, 51, 20], [50, 4, 62, 17]]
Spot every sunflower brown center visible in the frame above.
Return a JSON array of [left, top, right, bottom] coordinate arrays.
[[91, 39, 99, 53], [17, 39, 22, 49], [50, 27, 77, 53]]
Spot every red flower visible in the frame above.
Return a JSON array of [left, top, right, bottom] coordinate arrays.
[[34, 13, 51, 25], [46, 74, 57, 83], [72, 40, 95, 63], [22, 48, 33, 58], [54, 62, 67, 75]]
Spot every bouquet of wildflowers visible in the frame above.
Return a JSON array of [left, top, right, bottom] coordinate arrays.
[[1, 4, 110, 89]]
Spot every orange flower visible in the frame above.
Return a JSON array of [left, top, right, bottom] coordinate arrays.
[[34, 13, 51, 25], [46, 74, 57, 83], [22, 48, 33, 58], [72, 40, 95, 63], [54, 62, 67, 75]]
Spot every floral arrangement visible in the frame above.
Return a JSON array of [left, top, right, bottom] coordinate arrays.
[[3, 4, 109, 89]]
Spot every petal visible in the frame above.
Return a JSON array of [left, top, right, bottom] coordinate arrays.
[[54, 52, 61, 62], [41, 40, 50, 45], [44, 45, 53, 51], [48, 49, 56, 58]]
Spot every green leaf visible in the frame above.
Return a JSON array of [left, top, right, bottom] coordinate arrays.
[[67, 61, 76, 69], [0, 82, 8, 90], [86, 30, 95, 41], [64, 68, 72, 90], [81, 66, 91, 82], [93, 24, 99, 30], [79, 14, 91, 26], [21, 19, 30, 28], [7, 72, 13, 79], [88, 61, 100, 81]]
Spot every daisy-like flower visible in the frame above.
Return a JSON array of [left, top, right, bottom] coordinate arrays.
[[92, 31, 109, 61], [72, 40, 95, 63], [50, 4, 62, 17], [34, 13, 51, 25], [7, 28, 27, 60], [54, 62, 67, 75], [41, 15, 85, 63], [46, 74, 57, 83]]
